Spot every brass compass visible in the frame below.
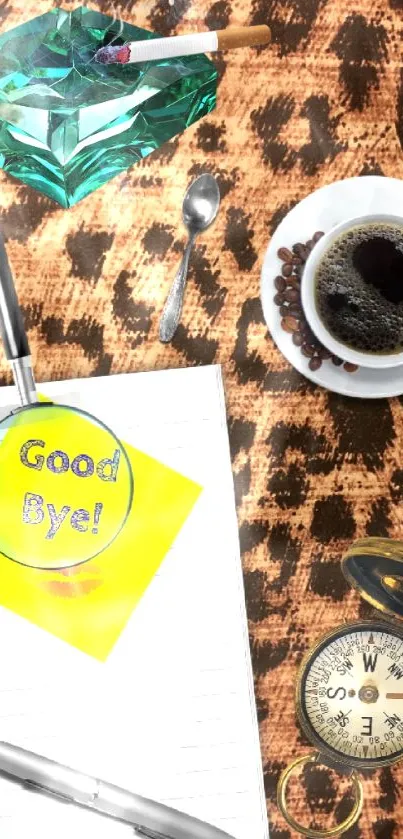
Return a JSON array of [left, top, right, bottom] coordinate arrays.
[[278, 538, 403, 837]]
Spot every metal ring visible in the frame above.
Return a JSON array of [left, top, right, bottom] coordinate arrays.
[[277, 752, 364, 838]]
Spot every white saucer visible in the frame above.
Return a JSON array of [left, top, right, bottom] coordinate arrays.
[[261, 176, 403, 398]]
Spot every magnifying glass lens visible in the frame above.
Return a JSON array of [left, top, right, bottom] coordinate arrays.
[[0, 403, 133, 570]]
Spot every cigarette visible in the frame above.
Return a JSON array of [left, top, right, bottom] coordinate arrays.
[[95, 25, 271, 65]]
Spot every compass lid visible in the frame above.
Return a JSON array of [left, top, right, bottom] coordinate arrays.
[[342, 538, 403, 621]]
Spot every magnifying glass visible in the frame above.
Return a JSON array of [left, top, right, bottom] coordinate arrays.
[[0, 232, 133, 570]]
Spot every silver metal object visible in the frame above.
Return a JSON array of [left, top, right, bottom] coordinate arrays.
[[159, 174, 220, 343], [0, 741, 236, 839], [0, 229, 37, 404], [11, 357, 36, 406]]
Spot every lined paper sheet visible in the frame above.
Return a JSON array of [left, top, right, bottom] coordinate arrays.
[[0, 365, 268, 839]]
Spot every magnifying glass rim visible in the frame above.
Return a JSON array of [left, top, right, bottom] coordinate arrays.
[[0, 400, 134, 571]]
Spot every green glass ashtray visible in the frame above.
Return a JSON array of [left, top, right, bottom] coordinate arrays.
[[0, 6, 217, 207]]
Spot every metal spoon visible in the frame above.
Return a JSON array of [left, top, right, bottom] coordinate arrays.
[[159, 174, 220, 343]]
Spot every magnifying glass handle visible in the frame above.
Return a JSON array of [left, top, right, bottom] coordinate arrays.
[[0, 232, 36, 405], [10, 358, 37, 407]]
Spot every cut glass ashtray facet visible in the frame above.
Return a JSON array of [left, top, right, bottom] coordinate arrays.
[[0, 6, 217, 207]]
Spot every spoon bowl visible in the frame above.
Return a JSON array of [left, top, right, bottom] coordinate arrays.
[[183, 174, 221, 233]]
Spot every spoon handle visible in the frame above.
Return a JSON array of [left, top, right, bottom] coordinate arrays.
[[159, 235, 195, 343]]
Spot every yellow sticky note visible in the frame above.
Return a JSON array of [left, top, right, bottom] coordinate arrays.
[[0, 440, 201, 660]]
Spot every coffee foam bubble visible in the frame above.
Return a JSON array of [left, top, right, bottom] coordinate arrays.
[[315, 223, 403, 354]]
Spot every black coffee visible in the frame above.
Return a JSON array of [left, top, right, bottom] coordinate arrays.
[[315, 223, 403, 354]]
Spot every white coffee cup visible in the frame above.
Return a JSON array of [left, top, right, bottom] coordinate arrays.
[[301, 214, 403, 370]]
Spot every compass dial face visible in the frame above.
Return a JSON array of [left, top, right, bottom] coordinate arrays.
[[299, 623, 403, 768]]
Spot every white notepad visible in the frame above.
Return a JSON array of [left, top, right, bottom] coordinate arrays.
[[0, 365, 268, 839]]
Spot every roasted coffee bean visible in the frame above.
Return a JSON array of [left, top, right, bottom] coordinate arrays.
[[287, 277, 301, 290], [292, 256, 302, 266], [309, 357, 322, 371], [300, 324, 314, 340], [293, 243, 309, 260], [284, 288, 299, 303], [293, 264, 303, 277], [332, 356, 343, 366], [282, 316, 299, 333], [318, 346, 332, 360], [277, 247, 293, 263], [301, 344, 315, 357], [344, 362, 359, 373], [313, 231, 324, 243], [275, 275, 287, 292], [292, 331, 303, 346], [282, 263, 293, 277], [280, 304, 289, 316], [274, 292, 285, 305], [306, 240, 314, 251], [310, 337, 322, 349], [288, 303, 303, 317]]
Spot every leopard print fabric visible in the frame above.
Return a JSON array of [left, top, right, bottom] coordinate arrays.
[[1, 0, 403, 836]]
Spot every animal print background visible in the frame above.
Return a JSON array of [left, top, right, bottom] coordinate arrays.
[[1, 0, 403, 836]]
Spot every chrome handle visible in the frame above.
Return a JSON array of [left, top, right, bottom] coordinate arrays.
[[159, 235, 195, 343]]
